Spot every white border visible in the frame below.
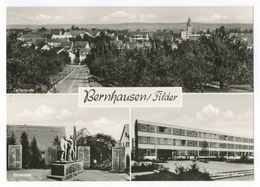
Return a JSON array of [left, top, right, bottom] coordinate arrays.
[[1, 1, 260, 187]]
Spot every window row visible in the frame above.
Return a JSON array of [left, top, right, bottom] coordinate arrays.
[[138, 136, 254, 150], [137, 123, 253, 143]]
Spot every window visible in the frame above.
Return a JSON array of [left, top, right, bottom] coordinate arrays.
[[138, 123, 155, 133], [187, 130, 198, 137], [181, 140, 186, 146], [139, 136, 147, 144], [157, 138, 164, 145], [228, 144, 234, 149], [177, 150, 186, 156], [219, 143, 227, 148], [187, 140, 198, 147], [173, 139, 182, 146], [188, 150, 198, 156], [158, 126, 166, 133], [210, 151, 218, 156], [228, 136, 234, 141]]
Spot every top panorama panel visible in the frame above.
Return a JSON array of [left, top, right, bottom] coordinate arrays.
[[6, 7, 253, 93]]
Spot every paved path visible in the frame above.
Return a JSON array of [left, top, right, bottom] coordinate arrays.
[[54, 65, 101, 93]]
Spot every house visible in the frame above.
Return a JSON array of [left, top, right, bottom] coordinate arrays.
[[52, 30, 73, 39], [129, 32, 149, 42], [71, 41, 91, 62], [60, 40, 73, 51], [68, 51, 76, 64], [69, 30, 87, 38], [41, 44, 51, 51]]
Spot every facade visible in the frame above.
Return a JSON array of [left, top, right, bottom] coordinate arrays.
[[7, 124, 66, 151], [134, 120, 254, 160], [117, 124, 130, 172], [119, 124, 130, 148]]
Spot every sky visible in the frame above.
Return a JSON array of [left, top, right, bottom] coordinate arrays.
[[7, 94, 254, 139], [7, 95, 129, 140], [131, 94, 254, 138], [6, 7, 253, 25]]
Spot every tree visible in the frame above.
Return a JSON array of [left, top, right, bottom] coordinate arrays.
[[30, 136, 41, 168], [20, 131, 30, 168], [205, 26, 253, 89], [77, 133, 116, 164], [200, 140, 209, 162], [7, 132, 16, 145]]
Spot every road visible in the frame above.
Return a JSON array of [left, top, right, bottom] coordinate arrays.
[[53, 65, 100, 93]]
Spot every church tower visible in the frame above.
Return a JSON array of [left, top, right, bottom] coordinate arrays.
[[187, 17, 192, 34]]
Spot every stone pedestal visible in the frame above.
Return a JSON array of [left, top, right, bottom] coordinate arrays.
[[47, 161, 83, 180]]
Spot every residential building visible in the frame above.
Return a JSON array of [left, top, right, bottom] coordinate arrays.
[[134, 120, 254, 160]]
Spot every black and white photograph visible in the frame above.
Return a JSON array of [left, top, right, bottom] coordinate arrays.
[[6, 7, 253, 93], [6, 95, 130, 181], [2, 1, 259, 186], [131, 94, 254, 181]]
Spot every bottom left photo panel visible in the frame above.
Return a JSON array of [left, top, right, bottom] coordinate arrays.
[[6, 95, 130, 181]]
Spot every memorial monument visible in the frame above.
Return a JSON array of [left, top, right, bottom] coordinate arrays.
[[111, 146, 126, 173], [8, 145, 22, 170], [47, 136, 84, 180]]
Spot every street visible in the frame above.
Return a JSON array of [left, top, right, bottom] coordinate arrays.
[[52, 65, 101, 93]]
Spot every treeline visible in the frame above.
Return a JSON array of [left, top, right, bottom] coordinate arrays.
[[7, 32, 70, 93], [7, 132, 44, 169], [85, 26, 253, 92]]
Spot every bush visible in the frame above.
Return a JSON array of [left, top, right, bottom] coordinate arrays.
[[133, 162, 211, 181], [131, 163, 160, 172]]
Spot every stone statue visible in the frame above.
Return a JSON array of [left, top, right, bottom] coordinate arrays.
[[59, 136, 77, 162], [60, 136, 68, 162]]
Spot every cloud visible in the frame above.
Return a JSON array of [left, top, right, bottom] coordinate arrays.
[[196, 104, 220, 120], [99, 10, 158, 23], [222, 110, 234, 119], [236, 110, 253, 121], [32, 14, 64, 22], [55, 109, 72, 120], [196, 104, 235, 121], [9, 13, 65, 24], [17, 105, 72, 120], [196, 14, 229, 22]]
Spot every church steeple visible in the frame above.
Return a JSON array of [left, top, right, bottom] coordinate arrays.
[[187, 17, 191, 27], [187, 17, 192, 33]]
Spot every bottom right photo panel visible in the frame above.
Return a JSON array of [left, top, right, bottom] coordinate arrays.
[[131, 94, 254, 181]]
